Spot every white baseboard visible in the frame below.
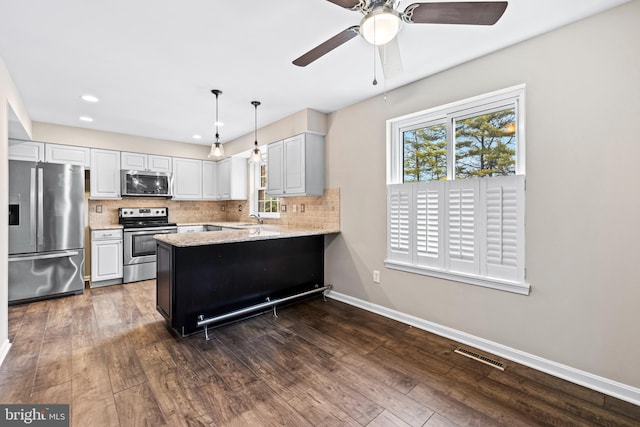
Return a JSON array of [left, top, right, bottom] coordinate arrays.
[[0, 339, 11, 367], [327, 291, 640, 407]]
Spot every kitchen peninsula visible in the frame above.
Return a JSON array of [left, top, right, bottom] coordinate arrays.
[[154, 224, 339, 336]]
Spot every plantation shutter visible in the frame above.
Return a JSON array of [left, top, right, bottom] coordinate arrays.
[[481, 175, 525, 283], [414, 181, 444, 269], [446, 179, 479, 275], [387, 184, 413, 264], [386, 176, 526, 292]]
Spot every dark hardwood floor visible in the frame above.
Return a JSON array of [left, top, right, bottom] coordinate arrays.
[[1, 280, 638, 426]]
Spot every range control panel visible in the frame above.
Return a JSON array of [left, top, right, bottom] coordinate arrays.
[[119, 207, 168, 219]]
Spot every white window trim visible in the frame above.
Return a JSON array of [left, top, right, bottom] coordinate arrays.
[[385, 85, 529, 295], [249, 155, 280, 219], [387, 84, 526, 185]]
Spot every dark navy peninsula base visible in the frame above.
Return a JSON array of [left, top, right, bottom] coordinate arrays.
[[156, 235, 324, 336]]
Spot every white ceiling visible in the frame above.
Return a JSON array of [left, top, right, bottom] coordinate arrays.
[[0, 0, 628, 146]]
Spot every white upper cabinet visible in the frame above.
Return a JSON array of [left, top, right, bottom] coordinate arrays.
[[172, 157, 202, 200], [10, 140, 90, 167], [8, 140, 44, 162], [217, 157, 247, 200], [121, 152, 146, 170], [267, 140, 284, 195], [90, 148, 121, 199], [267, 133, 324, 197], [45, 143, 91, 167], [148, 155, 172, 172], [202, 160, 218, 200], [122, 152, 172, 173]]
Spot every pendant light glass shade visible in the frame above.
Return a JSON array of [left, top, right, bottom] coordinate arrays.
[[248, 101, 263, 164], [209, 142, 224, 158], [208, 89, 225, 159], [249, 147, 262, 163]]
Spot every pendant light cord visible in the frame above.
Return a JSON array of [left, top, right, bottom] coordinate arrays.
[[252, 101, 261, 148], [372, 16, 378, 86], [212, 89, 222, 143]]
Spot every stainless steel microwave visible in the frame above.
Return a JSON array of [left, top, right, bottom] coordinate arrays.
[[121, 170, 172, 197]]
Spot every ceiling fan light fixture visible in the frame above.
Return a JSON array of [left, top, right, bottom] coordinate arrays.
[[360, 8, 402, 46]]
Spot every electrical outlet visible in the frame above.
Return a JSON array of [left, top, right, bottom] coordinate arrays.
[[281, 205, 287, 212], [292, 204, 297, 213], [238, 204, 242, 212], [373, 270, 380, 283], [221, 205, 226, 212], [300, 203, 305, 213], [96, 205, 102, 213]]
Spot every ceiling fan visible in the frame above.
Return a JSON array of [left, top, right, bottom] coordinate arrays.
[[293, 1, 508, 80]]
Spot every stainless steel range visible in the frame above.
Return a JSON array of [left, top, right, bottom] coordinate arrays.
[[119, 207, 177, 283]]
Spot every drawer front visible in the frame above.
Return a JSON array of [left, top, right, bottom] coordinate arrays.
[[92, 229, 123, 240]]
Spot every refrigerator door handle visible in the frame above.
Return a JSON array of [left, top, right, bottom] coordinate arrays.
[[8, 250, 80, 262], [37, 166, 44, 246], [30, 167, 37, 247]]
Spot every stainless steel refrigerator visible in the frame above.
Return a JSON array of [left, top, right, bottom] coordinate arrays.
[[8, 160, 85, 304]]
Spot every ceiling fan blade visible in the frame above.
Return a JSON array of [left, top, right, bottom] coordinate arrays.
[[378, 37, 403, 79], [404, 2, 508, 25], [293, 26, 360, 67], [325, 0, 362, 10]]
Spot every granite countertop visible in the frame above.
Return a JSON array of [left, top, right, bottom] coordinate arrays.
[[90, 221, 256, 231], [154, 224, 340, 247], [176, 222, 261, 228], [90, 224, 124, 231]]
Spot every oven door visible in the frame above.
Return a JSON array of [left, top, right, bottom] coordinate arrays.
[[123, 227, 176, 265]]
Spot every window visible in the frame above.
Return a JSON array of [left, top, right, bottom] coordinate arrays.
[[250, 155, 280, 219], [386, 85, 528, 294]]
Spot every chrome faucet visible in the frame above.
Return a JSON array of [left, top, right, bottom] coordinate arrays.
[[249, 213, 263, 224]]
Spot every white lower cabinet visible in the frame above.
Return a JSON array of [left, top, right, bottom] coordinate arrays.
[[91, 229, 123, 286], [177, 225, 205, 233]]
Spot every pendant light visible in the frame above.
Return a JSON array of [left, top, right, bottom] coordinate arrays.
[[249, 100, 262, 164], [208, 89, 225, 159]]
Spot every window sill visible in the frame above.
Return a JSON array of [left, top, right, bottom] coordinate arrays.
[[384, 260, 530, 295], [259, 212, 280, 219]]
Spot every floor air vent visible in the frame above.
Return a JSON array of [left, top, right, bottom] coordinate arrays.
[[454, 348, 505, 371]]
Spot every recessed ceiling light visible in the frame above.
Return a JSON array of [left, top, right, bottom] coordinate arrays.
[[192, 134, 202, 140], [79, 116, 94, 122], [81, 94, 99, 103]]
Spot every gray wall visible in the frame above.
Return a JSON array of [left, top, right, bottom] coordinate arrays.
[[325, 0, 640, 389]]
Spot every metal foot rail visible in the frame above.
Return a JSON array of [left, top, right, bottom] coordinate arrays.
[[197, 284, 333, 340]]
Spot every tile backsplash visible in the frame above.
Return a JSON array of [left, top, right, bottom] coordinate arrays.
[[88, 187, 340, 230]]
